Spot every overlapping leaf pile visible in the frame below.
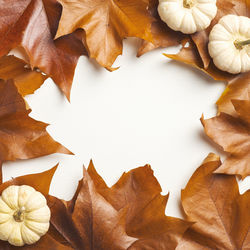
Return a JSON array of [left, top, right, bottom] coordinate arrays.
[[0, 154, 248, 249]]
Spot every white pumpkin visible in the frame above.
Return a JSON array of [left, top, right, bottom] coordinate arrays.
[[0, 185, 50, 246], [158, 0, 217, 34], [208, 15, 250, 74]]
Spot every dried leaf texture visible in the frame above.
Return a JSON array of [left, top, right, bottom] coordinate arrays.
[[87, 161, 190, 249], [217, 72, 250, 115], [49, 168, 137, 250], [0, 166, 73, 249], [56, 0, 153, 69], [0, 55, 47, 96], [0, 0, 85, 100], [177, 153, 250, 250], [137, 0, 185, 56], [0, 80, 71, 165], [202, 99, 250, 178]]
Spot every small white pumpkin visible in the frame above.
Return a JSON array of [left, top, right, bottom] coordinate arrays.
[[158, 0, 217, 34], [0, 185, 50, 246], [208, 14, 250, 74]]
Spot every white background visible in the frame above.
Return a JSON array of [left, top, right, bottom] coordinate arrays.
[[4, 38, 250, 219]]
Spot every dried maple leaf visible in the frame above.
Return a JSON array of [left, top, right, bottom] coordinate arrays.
[[0, 165, 73, 249], [0, 55, 47, 97], [87, 161, 190, 249], [176, 153, 250, 250], [201, 100, 250, 178], [55, 0, 154, 69], [49, 167, 137, 249], [0, 79, 71, 168], [0, 0, 85, 100]]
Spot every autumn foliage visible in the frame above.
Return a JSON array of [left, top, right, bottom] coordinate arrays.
[[0, 0, 249, 248]]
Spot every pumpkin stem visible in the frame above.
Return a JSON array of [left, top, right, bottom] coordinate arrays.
[[183, 0, 194, 8], [234, 39, 250, 50], [13, 207, 25, 222]]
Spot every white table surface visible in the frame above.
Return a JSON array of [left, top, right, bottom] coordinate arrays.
[[4, 38, 250, 219]]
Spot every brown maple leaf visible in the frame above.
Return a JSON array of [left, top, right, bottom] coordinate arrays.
[[0, 55, 47, 97], [87, 161, 190, 249], [201, 99, 250, 178], [176, 153, 250, 250], [0, 0, 85, 100], [0, 79, 71, 168], [0, 165, 73, 249], [49, 167, 137, 250], [55, 0, 154, 69]]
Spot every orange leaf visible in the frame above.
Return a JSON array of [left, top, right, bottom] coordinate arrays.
[[56, 0, 154, 69], [0, 55, 47, 97]]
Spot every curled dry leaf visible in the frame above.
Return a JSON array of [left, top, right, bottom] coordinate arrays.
[[0, 80, 71, 168], [201, 99, 250, 178], [0, 165, 72, 249], [0, 55, 47, 97], [176, 153, 250, 250], [56, 0, 154, 69], [0, 0, 85, 100]]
